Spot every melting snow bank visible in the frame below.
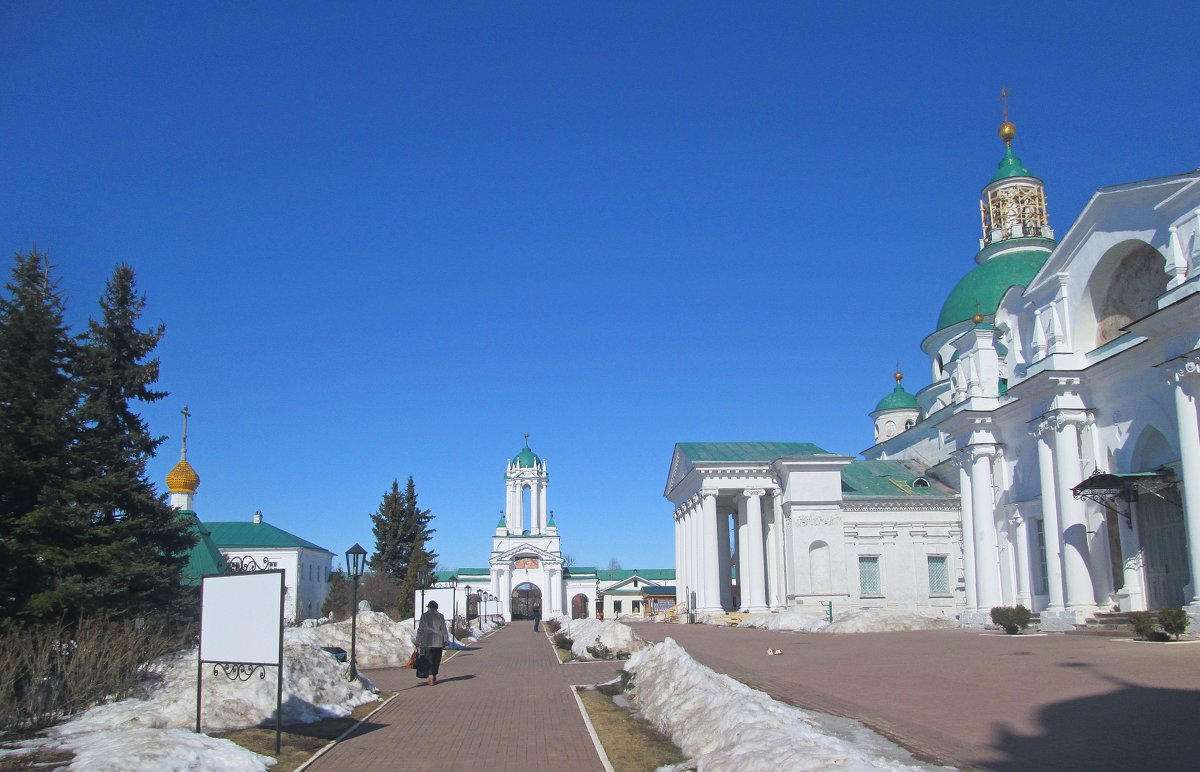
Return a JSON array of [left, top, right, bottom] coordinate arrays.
[[37, 604, 434, 770], [625, 638, 946, 771], [551, 615, 648, 660], [728, 608, 958, 634]]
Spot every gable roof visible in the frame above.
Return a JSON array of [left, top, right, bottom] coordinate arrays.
[[204, 520, 332, 553]]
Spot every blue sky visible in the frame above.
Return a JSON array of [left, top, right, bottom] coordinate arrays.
[[3, 2, 1197, 573]]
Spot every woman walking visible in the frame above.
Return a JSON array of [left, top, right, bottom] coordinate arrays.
[[415, 600, 451, 686]]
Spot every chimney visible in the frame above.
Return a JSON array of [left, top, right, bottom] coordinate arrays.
[[252, 510, 263, 524]]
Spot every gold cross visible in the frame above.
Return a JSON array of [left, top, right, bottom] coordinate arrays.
[[181, 405, 191, 459], [1001, 87, 1010, 121]]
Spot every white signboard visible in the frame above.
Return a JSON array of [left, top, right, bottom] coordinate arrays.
[[200, 571, 284, 665]]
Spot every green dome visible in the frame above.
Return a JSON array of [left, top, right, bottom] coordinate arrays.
[[936, 248, 1049, 331], [512, 444, 540, 468], [874, 384, 919, 413], [990, 144, 1033, 183]]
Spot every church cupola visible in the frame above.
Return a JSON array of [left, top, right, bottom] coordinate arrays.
[[870, 369, 921, 443], [978, 93, 1053, 249], [166, 405, 200, 511]]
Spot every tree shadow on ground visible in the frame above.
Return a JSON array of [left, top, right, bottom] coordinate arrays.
[[982, 676, 1200, 769]]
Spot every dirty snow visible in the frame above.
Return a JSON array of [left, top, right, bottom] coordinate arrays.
[[727, 607, 958, 634], [551, 615, 647, 660], [33, 603, 433, 770], [625, 637, 943, 771]]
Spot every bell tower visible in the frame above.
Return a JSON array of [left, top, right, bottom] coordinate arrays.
[[504, 434, 549, 534]]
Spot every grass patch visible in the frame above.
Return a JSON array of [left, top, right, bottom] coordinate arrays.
[[577, 687, 685, 772], [215, 694, 390, 771], [0, 744, 74, 770]]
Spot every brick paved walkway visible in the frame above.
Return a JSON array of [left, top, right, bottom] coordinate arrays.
[[630, 622, 1200, 770], [307, 623, 623, 771]]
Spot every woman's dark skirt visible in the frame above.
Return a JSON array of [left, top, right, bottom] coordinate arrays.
[[415, 647, 444, 678]]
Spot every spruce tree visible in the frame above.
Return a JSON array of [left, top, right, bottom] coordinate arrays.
[[0, 250, 84, 622], [72, 264, 195, 618], [398, 476, 437, 578], [369, 479, 405, 578]]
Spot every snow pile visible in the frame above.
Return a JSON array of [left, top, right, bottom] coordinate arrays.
[[714, 608, 958, 634], [625, 638, 937, 770], [49, 727, 274, 771], [823, 608, 957, 634], [552, 616, 647, 660], [290, 605, 416, 668]]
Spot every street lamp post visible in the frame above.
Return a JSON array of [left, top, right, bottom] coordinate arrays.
[[464, 584, 472, 632], [417, 567, 430, 630], [345, 544, 368, 681]]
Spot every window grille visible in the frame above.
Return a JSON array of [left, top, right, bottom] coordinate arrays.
[[927, 555, 949, 595], [859, 556, 881, 596]]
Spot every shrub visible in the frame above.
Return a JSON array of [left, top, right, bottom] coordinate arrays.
[[0, 616, 190, 736], [585, 639, 613, 660], [1127, 611, 1159, 640], [451, 614, 472, 640], [544, 619, 562, 634], [1158, 608, 1189, 640], [990, 605, 1032, 635], [552, 632, 573, 651]]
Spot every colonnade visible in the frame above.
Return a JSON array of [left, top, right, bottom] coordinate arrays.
[[674, 487, 786, 614]]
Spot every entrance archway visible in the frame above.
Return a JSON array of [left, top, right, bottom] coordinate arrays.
[[511, 582, 542, 619], [571, 593, 589, 619]]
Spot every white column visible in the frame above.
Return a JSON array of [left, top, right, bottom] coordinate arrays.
[[539, 484, 548, 533], [773, 494, 788, 606], [505, 484, 515, 533], [1011, 512, 1032, 607], [744, 489, 768, 612], [766, 493, 781, 607], [502, 569, 512, 621], [957, 453, 978, 611], [716, 510, 733, 610], [1051, 412, 1095, 612], [1171, 360, 1200, 607], [674, 508, 684, 612], [1034, 422, 1067, 611], [689, 499, 702, 611], [970, 445, 1003, 609], [700, 490, 722, 612]]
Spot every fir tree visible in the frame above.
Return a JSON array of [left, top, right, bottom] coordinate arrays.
[[0, 250, 85, 622], [71, 264, 195, 618], [369, 479, 405, 578], [398, 476, 437, 579]]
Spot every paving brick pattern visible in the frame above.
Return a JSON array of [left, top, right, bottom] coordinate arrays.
[[307, 623, 622, 772], [630, 622, 1200, 770]]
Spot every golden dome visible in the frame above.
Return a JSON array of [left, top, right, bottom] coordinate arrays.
[[167, 459, 200, 493], [998, 120, 1016, 143]]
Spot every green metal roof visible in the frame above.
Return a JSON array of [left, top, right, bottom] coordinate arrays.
[[203, 520, 331, 553], [565, 566, 598, 576], [596, 568, 676, 582], [677, 442, 830, 463], [840, 461, 955, 498], [181, 513, 228, 585], [936, 248, 1049, 331], [874, 384, 919, 413], [990, 144, 1034, 183]]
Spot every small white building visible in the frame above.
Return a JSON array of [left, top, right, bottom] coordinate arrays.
[[165, 418, 333, 623]]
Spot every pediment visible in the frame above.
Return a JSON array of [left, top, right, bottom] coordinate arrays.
[[605, 574, 662, 592], [491, 542, 562, 565], [664, 445, 695, 499]]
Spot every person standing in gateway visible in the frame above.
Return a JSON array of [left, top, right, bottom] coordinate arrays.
[[415, 600, 451, 686]]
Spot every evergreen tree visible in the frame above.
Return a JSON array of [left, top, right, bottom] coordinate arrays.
[[0, 250, 83, 622], [396, 533, 436, 620], [369, 479, 405, 578], [71, 264, 195, 618], [398, 476, 436, 573]]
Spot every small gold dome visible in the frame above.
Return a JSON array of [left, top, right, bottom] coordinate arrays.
[[893, 370, 904, 384], [999, 121, 1016, 143], [167, 459, 200, 493], [973, 312, 985, 324]]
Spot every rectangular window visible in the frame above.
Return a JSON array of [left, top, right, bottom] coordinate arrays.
[[1035, 519, 1048, 595], [927, 555, 949, 595], [632, 601, 641, 613], [614, 600, 622, 613], [859, 556, 881, 597]]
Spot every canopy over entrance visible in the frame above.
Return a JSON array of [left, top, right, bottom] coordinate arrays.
[[1072, 468, 1178, 519]]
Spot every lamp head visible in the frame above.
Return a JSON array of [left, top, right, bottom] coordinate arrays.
[[345, 543, 368, 578]]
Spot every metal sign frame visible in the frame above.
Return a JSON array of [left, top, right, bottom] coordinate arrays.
[[197, 568, 286, 753]]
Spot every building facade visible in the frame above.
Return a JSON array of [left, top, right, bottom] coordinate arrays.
[[667, 115, 1200, 630]]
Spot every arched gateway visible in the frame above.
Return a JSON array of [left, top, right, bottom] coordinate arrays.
[[511, 582, 542, 620]]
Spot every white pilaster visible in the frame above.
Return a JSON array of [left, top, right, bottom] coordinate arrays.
[[744, 489, 768, 612], [956, 452, 978, 611], [1011, 512, 1032, 608]]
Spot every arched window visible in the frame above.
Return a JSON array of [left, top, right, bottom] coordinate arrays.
[[1079, 241, 1167, 349]]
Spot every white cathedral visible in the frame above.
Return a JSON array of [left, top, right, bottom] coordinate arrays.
[[668, 114, 1200, 630]]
